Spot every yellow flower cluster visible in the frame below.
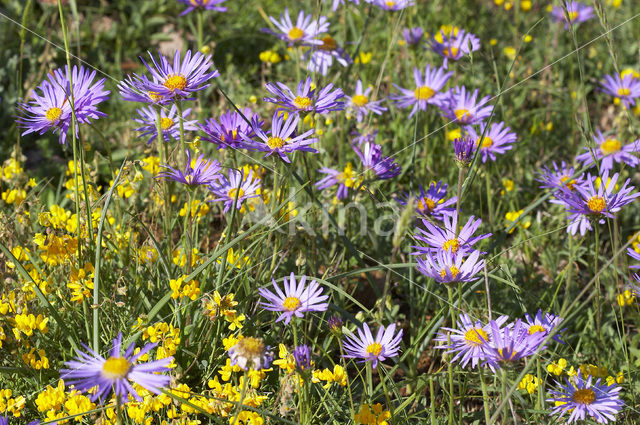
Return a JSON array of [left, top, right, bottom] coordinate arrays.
[[172, 248, 202, 268], [202, 291, 246, 330], [354, 403, 391, 425], [217, 248, 251, 270], [139, 320, 181, 360], [36, 379, 97, 424], [259, 50, 282, 64], [504, 209, 531, 233], [67, 262, 95, 303], [494, 0, 531, 11], [501, 178, 515, 196], [0, 388, 26, 417], [179, 199, 210, 220], [22, 346, 50, 369], [617, 289, 635, 306], [517, 373, 541, 394], [311, 365, 348, 388], [64, 160, 101, 203], [1, 157, 24, 181], [13, 311, 49, 340], [1, 188, 26, 205], [547, 358, 624, 385], [33, 233, 78, 266], [169, 275, 201, 300], [140, 156, 160, 175]]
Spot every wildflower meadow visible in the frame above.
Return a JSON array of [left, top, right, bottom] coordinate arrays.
[[3, 0, 640, 423]]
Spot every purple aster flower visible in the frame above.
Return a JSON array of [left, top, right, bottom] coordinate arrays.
[[140, 50, 219, 99], [346, 80, 387, 122], [328, 315, 343, 333], [354, 141, 401, 180], [522, 309, 565, 344], [548, 372, 624, 424], [200, 108, 262, 149], [453, 136, 476, 166], [600, 73, 640, 108], [550, 2, 595, 29], [440, 86, 494, 125], [402, 27, 423, 46], [628, 247, 640, 268], [228, 337, 273, 370], [292, 345, 313, 371], [60, 333, 172, 402], [133, 104, 198, 145], [342, 322, 402, 369], [242, 112, 319, 163], [434, 313, 508, 369], [208, 168, 261, 212], [264, 76, 345, 114], [305, 35, 352, 76], [263, 8, 329, 46], [576, 129, 640, 172], [316, 162, 363, 200], [482, 319, 546, 370], [416, 249, 484, 284], [396, 181, 457, 220], [178, 0, 227, 15], [372, 0, 415, 11], [390, 65, 453, 118], [323, 0, 360, 12], [536, 161, 585, 192], [465, 121, 517, 163], [258, 273, 329, 325], [352, 129, 378, 146], [0, 418, 38, 425], [556, 171, 640, 235], [429, 27, 480, 67], [157, 149, 221, 187], [413, 213, 491, 257], [118, 74, 172, 106], [17, 65, 109, 145]]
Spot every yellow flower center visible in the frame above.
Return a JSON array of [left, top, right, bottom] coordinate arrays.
[[267, 137, 285, 149], [351, 94, 369, 107], [283, 296, 301, 311], [617, 87, 631, 96], [160, 117, 174, 130], [440, 265, 460, 279], [464, 328, 488, 346], [477, 137, 493, 148], [288, 27, 304, 40], [164, 75, 188, 92], [418, 198, 436, 212], [454, 109, 470, 122], [587, 196, 606, 213], [600, 138, 622, 155], [148, 91, 164, 102], [385, 0, 395, 7], [220, 130, 238, 142], [366, 342, 383, 357], [442, 239, 460, 253], [46, 107, 63, 123], [560, 176, 577, 190], [414, 86, 435, 100], [444, 47, 460, 58], [228, 187, 245, 200], [319, 35, 338, 51], [567, 11, 579, 21], [101, 356, 131, 380], [528, 325, 546, 335], [294, 96, 313, 110], [498, 348, 517, 360], [572, 388, 596, 405]]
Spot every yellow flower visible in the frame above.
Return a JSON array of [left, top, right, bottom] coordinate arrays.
[[446, 127, 462, 141], [354, 403, 391, 425], [259, 50, 282, 64], [140, 156, 160, 175], [504, 209, 531, 233], [500, 178, 514, 196], [520, 0, 532, 11], [273, 344, 296, 374], [169, 276, 201, 300], [1, 157, 24, 181], [1, 188, 26, 205], [547, 358, 568, 376], [354, 51, 372, 65], [503, 46, 517, 60], [617, 290, 635, 307], [517, 374, 541, 394]]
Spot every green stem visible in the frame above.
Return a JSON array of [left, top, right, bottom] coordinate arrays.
[[197, 10, 204, 50], [446, 286, 456, 425], [479, 368, 491, 425], [378, 367, 395, 425], [230, 370, 249, 425], [595, 228, 601, 353], [156, 107, 173, 260]]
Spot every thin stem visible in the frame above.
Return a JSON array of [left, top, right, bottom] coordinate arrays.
[[378, 367, 395, 425], [479, 368, 491, 425], [156, 107, 173, 260], [446, 286, 456, 425], [595, 228, 601, 352]]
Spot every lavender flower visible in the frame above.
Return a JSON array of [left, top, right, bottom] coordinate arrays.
[[342, 322, 402, 369], [316, 162, 363, 200], [305, 35, 352, 76], [396, 181, 457, 220], [354, 141, 401, 180], [600, 73, 640, 108], [522, 309, 565, 344], [177, 0, 226, 15], [372, 0, 414, 11], [264, 76, 345, 114], [390, 65, 452, 117], [413, 213, 491, 257], [416, 249, 484, 284], [263, 8, 329, 46], [550, 2, 595, 28], [157, 149, 222, 187], [429, 26, 480, 67], [346, 80, 387, 122], [257, 273, 329, 325], [402, 27, 423, 46], [453, 136, 476, 166], [536, 161, 585, 192], [133, 104, 198, 145], [575, 129, 640, 172], [465, 121, 517, 163], [200, 108, 261, 149], [440, 86, 494, 125], [292, 345, 313, 371], [228, 337, 273, 370], [482, 319, 546, 370], [208, 168, 261, 212]]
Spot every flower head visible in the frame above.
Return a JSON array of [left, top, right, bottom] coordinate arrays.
[[550, 2, 595, 28], [118, 74, 172, 105], [465, 121, 517, 162], [133, 104, 198, 145], [178, 0, 227, 15], [453, 136, 476, 166], [200, 108, 262, 149], [416, 249, 484, 284], [396, 181, 457, 220], [576, 129, 640, 171], [391, 65, 452, 117], [600, 73, 640, 108], [536, 161, 585, 192], [316, 162, 363, 200], [258, 273, 329, 325], [156, 149, 222, 187], [482, 319, 546, 370], [264, 77, 345, 114], [342, 322, 402, 369], [522, 309, 565, 344], [372, 0, 415, 11], [413, 213, 491, 257], [305, 35, 352, 76], [402, 27, 423, 46], [440, 86, 494, 125], [292, 345, 313, 371], [429, 26, 480, 67], [547, 372, 624, 424], [17, 65, 109, 145], [263, 8, 329, 45], [346, 80, 387, 122], [60, 333, 172, 402], [228, 336, 273, 370], [354, 141, 401, 180], [208, 168, 261, 212]]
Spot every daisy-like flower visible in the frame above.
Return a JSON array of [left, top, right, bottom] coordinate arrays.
[[346, 80, 387, 122], [440, 86, 494, 125], [600, 73, 640, 108], [429, 26, 480, 67], [17, 65, 109, 145], [372, 0, 415, 11], [556, 171, 639, 236], [306, 35, 352, 76], [413, 213, 491, 257], [416, 249, 484, 284], [536, 161, 585, 192], [453, 136, 476, 166], [547, 371, 624, 424], [228, 336, 273, 370], [550, 2, 595, 29], [522, 309, 565, 344], [133, 104, 198, 145], [390, 65, 453, 118], [264, 76, 345, 114], [200, 108, 262, 149], [342, 322, 403, 369], [60, 333, 172, 402], [263, 8, 329, 46], [0, 418, 39, 425], [140, 50, 219, 99], [208, 168, 261, 212], [397, 181, 457, 220], [354, 141, 401, 180], [258, 273, 329, 325], [465, 121, 517, 163], [242, 112, 319, 163], [628, 247, 640, 268], [118, 74, 171, 105], [316, 162, 363, 200], [434, 313, 508, 369], [292, 344, 313, 371], [402, 27, 423, 46], [178, 0, 227, 15], [157, 149, 222, 187], [575, 129, 640, 172], [482, 319, 546, 370]]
